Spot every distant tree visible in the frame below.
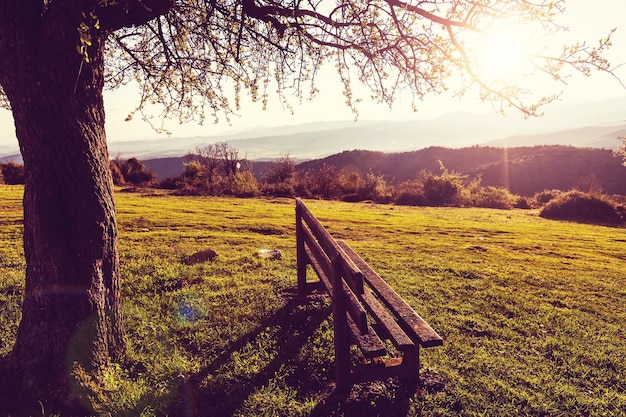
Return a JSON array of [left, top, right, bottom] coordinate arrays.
[[618, 137, 626, 166], [262, 155, 296, 197], [0, 161, 25, 185], [109, 160, 126, 186], [0, 0, 622, 411], [184, 143, 255, 196], [118, 157, 156, 186], [342, 172, 364, 196], [360, 171, 391, 202], [301, 163, 343, 199]]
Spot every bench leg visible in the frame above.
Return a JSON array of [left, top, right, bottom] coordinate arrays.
[[402, 345, 420, 385], [332, 252, 352, 392], [296, 214, 308, 298], [334, 313, 352, 391]]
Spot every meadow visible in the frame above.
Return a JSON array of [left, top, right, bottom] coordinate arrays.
[[1, 184, 625, 416]]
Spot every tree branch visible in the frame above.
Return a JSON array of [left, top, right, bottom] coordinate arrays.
[[97, 0, 174, 32]]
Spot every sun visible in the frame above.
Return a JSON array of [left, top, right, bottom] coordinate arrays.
[[475, 31, 533, 82]]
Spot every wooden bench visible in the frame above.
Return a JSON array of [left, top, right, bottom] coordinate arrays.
[[295, 198, 443, 391]]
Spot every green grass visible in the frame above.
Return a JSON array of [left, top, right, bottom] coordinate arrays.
[[1, 185, 626, 416]]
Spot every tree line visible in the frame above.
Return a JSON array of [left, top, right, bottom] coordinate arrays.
[[4, 143, 624, 218], [102, 144, 625, 215]]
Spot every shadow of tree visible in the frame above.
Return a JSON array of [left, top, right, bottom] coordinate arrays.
[[0, 288, 424, 417], [166, 288, 333, 416]]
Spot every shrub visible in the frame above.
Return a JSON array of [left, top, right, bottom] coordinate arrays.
[[342, 193, 363, 202], [462, 176, 516, 209], [341, 172, 363, 195], [515, 196, 532, 209], [422, 175, 461, 206], [471, 186, 517, 209], [262, 182, 295, 198], [532, 189, 562, 208], [159, 176, 183, 190], [229, 171, 260, 197], [539, 191, 624, 225], [393, 179, 425, 206], [394, 192, 425, 206]]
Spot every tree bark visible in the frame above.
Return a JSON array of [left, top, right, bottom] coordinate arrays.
[[0, 3, 124, 411]]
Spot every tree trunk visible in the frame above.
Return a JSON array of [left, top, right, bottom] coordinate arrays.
[[0, 4, 124, 412]]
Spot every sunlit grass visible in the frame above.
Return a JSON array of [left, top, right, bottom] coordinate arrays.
[[1, 185, 625, 416]]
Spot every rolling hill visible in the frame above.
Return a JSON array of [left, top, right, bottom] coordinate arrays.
[[294, 146, 626, 196]]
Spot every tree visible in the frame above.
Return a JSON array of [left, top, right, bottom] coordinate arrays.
[[0, 0, 621, 412], [117, 157, 157, 186], [184, 142, 250, 195], [0, 161, 25, 185], [262, 155, 297, 197]]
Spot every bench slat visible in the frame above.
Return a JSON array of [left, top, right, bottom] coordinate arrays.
[[297, 199, 337, 257], [302, 224, 333, 283], [346, 313, 387, 358], [335, 245, 365, 295], [360, 291, 415, 351], [304, 246, 333, 297], [305, 246, 368, 333], [340, 278, 368, 334], [337, 240, 443, 348], [297, 199, 364, 294]]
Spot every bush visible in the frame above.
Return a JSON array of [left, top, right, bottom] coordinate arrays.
[[532, 189, 562, 208], [515, 196, 532, 209], [229, 171, 260, 197], [262, 182, 295, 198], [159, 176, 183, 190], [394, 191, 426, 206], [471, 186, 517, 209], [422, 175, 460, 206], [539, 191, 623, 225]]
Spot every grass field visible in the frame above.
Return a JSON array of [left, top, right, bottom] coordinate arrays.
[[1, 184, 626, 416]]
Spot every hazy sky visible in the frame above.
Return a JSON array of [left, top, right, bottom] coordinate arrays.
[[1, 0, 625, 148]]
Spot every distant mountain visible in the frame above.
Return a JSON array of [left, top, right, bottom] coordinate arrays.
[[1, 97, 625, 163], [104, 118, 626, 162], [295, 146, 626, 197], [485, 125, 626, 149], [0, 153, 22, 164], [105, 96, 626, 160]]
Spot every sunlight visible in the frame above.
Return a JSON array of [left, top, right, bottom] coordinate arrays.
[[474, 29, 533, 82]]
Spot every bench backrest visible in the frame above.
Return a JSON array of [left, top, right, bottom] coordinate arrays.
[[296, 197, 368, 332], [296, 198, 443, 348]]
